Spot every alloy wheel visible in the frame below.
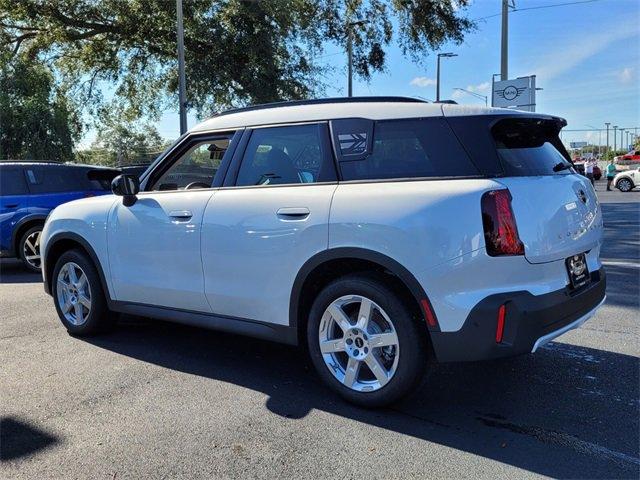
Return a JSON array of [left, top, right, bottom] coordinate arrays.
[[318, 295, 400, 392], [22, 230, 42, 269], [56, 262, 92, 326], [617, 178, 632, 192]]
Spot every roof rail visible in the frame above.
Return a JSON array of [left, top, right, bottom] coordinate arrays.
[[213, 96, 428, 118]]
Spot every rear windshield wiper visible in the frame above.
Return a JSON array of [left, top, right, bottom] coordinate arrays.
[[552, 162, 572, 172]]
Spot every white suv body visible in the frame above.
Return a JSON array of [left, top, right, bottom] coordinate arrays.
[[41, 98, 606, 406]]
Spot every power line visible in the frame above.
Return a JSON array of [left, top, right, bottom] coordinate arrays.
[[473, 0, 604, 21]]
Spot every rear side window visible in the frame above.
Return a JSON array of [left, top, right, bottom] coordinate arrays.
[[335, 118, 479, 181], [0, 167, 29, 195], [491, 118, 571, 176], [26, 166, 95, 193], [235, 123, 336, 187]]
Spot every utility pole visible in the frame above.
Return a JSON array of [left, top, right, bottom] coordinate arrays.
[[176, 0, 187, 134], [620, 128, 625, 151], [346, 20, 368, 98], [605, 122, 610, 158], [436, 52, 457, 102], [613, 125, 618, 152], [501, 0, 514, 80]]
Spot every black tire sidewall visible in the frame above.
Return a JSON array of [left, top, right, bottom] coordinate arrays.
[[307, 274, 428, 407], [18, 225, 43, 272], [51, 249, 111, 335]]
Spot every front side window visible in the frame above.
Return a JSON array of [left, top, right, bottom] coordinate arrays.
[[337, 118, 479, 181], [235, 124, 335, 187], [25, 166, 88, 193], [0, 167, 28, 195], [151, 137, 231, 191]]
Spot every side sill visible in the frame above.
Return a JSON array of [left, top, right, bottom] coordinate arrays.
[[110, 301, 299, 346]]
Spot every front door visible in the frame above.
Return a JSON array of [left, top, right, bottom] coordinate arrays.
[[107, 136, 235, 312], [201, 123, 338, 325]]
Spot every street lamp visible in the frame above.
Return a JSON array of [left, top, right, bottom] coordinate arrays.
[[620, 128, 625, 151], [453, 87, 488, 106], [605, 122, 610, 157], [436, 52, 457, 102], [346, 20, 369, 97], [613, 125, 618, 151]]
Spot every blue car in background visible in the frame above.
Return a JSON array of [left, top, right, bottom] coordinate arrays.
[[0, 162, 117, 271]]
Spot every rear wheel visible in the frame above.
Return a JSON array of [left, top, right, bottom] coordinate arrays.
[[18, 225, 43, 272], [52, 249, 114, 335], [616, 178, 634, 192], [307, 274, 429, 407]]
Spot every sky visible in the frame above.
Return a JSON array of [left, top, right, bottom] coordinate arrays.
[[86, 0, 640, 150]]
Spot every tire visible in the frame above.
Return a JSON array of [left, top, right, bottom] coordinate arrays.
[[616, 177, 634, 192], [307, 273, 429, 407], [51, 249, 114, 336], [18, 225, 43, 272]]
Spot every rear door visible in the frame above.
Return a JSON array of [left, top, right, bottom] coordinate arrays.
[[0, 166, 30, 253], [201, 123, 338, 325]]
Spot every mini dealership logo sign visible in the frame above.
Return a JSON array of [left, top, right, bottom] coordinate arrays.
[[492, 75, 537, 111]]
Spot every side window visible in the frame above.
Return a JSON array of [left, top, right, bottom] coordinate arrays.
[[337, 118, 479, 181], [25, 166, 84, 193], [0, 167, 29, 195], [151, 137, 231, 191], [235, 124, 335, 187]]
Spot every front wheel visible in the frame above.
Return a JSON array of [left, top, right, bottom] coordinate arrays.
[[616, 178, 634, 192], [52, 249, 114, 336], [19, 225, 43, 272], [307, 274, 429, 407]]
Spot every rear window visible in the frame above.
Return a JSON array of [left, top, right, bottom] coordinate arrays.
[[337, 118, 479, 181], [491, 118, 572, 176], [25, 166, 107, 193]]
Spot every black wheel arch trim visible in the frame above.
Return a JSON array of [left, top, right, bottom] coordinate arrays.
[[289, 247, 439, 334], [43, 232, 112, 304], [11, 214, 48, 255]]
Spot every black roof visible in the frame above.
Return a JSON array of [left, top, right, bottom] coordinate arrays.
[[214, 96, 428, 118]]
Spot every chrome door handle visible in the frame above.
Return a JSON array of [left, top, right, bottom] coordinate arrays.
[[276, 207, 310, 220], [169, 210, 193, 220]]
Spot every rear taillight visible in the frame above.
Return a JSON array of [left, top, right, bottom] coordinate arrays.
[[481, 189, 524, 256]]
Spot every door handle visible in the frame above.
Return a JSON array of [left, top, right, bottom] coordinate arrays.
[[169, 210, 193, 220], [276, 207, 310, 220]]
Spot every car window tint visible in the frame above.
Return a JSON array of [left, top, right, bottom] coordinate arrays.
[[0, 167, 29, 195], [152, 139, 230, 191], [24, 166, 90, 193], [339, 118, 479, 181], [236, 124, 334, 187]]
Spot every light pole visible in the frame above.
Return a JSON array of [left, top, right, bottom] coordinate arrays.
[[620, 128, 625, 151], [605, 122, 610, 158], [176, 0, 187, 134], [453, 87, 488, 106], [436, 52, 457, 102], [346, 20, 368, 98], [501, 0, 515, 80], [613, 125, 618, 152]]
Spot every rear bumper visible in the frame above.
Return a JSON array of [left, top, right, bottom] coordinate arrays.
[[430, 269, 606, 362]]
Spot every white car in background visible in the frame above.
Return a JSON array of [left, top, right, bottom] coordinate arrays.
[[40, 97, 606, 407], [613, 167, 640, 192]]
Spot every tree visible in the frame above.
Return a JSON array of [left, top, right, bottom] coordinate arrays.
[[0, 0, 473, 119], [0, 46, 81, 161], [77, 108, 168, 167]]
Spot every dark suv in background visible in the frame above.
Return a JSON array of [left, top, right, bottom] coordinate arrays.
[[0, 162, 115, 271]]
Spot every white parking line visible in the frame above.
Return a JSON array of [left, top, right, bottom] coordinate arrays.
[[602, 260, 640, 269]]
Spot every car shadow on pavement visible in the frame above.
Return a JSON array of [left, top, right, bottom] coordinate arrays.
[[0, 259, 41, 284], [0, 417, 60, 462], [87, 318, 639, 479]]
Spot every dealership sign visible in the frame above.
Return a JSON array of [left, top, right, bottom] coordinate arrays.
[[570, 141, 588, 148], [492, 76, 536, 112]]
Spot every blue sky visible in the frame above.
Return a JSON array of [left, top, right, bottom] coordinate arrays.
[[89, 0, 640, 150]]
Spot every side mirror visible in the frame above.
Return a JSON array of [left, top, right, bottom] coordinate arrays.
[[111, 174, 140, 207]]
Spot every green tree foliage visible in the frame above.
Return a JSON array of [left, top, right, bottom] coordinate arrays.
[[77, 108, 169, 167], [0, 46, 81, 161], [0, 0, 473, 119]]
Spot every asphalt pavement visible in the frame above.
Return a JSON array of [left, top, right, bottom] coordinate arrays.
[[1, 181, 638, 479]]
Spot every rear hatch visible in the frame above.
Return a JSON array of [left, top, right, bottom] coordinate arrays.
[[448, 113, 602, 264]]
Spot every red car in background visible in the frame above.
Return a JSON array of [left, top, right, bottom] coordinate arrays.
[[615, 150, 640, 168]]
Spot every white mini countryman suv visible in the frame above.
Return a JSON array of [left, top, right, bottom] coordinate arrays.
[[42, 97, 606, 407]]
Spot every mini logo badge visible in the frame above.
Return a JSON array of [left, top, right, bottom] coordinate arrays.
[[495, 85, 526, 101]]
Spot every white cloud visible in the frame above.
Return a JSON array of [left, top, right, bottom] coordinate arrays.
[[410, 76, 437, 87], [451, 82, 491, 100], [528, 22, 638, 81], [618, 67, 635, 84]]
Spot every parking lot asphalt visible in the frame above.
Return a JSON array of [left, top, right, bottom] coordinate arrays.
[[1, 182, 638, 479]]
